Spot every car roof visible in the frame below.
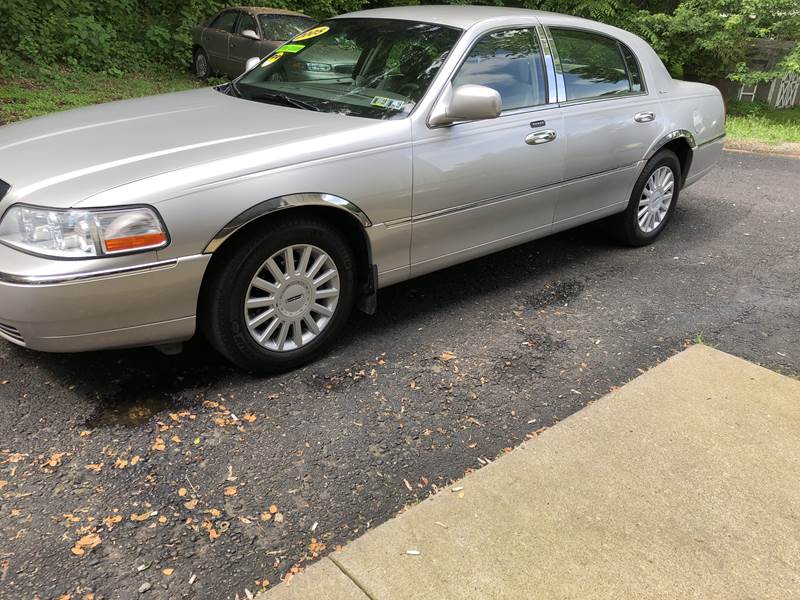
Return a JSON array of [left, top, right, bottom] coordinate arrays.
[[333, 5, 557, 29], [232, 6, 312, 18]]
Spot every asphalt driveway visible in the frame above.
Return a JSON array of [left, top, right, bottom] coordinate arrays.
[[0, 150, 797, 599]]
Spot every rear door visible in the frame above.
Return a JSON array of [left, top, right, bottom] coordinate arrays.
[[545, 26, 662, 229], [203, 10, 239, 76]]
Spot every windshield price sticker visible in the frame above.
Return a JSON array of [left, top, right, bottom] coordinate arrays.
[[294, 26, 329, 41], [263, 52, 284, 66], [277, 43, 305, 54]]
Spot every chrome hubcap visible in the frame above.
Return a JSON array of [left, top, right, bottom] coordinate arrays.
[[638, 166, 675, 233], [196, 54, 208, 77], [245, 245, 339, 352]]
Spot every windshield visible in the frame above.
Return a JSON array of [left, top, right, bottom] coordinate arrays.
[[235, 18, 462, 120], [259, 14, 317, 40]]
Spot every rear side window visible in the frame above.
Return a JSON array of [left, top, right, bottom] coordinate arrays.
[[620, 43, 644, 92], [550, 28, 636, 101], [453, 28, 547, 111], [211, 11, 239, 33]]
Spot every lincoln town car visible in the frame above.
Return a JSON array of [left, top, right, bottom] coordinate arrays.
[[0, 6, 725, 372]]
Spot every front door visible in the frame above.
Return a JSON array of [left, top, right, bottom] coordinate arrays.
[[547, 27, 663, 229], [229, 12, 262, 76], [410, 27, 564, 275]]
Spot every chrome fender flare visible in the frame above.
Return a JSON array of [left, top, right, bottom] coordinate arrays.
[[203, 192, 372, 254]]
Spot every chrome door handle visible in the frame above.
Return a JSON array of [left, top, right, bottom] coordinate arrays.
[[634, 111, 655, 123], [525, 129, 557, 145]]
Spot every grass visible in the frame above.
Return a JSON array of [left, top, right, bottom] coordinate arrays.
[[0, 68, 202, 124], [726, 101, 800, 145]]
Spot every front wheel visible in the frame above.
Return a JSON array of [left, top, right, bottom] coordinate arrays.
[[201, 217, 357, 373], [613, 149, 681, 246]]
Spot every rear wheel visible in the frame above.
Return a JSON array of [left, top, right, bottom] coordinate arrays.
[[202, 217, 356, 373], [614, 149, 681, 246]]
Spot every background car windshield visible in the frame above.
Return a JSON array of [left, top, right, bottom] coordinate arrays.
[[259, 14, 317, 40], [236, 18, 462, 119]]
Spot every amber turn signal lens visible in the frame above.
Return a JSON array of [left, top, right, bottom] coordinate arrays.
[[103, 232, 167, 253]]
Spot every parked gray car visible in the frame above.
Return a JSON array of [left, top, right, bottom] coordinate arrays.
[[192, 6, 316, 79], [0, 6, 725, 372]]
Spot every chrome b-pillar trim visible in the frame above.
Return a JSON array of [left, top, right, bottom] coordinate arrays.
[[535, 24, 559, 105], [203, 192, 372, 254], [540, 26, 566, 103]]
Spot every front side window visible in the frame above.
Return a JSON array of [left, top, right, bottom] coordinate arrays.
[[236, 18, 462, 120], [550, 28, 635, 101], [260, 14, 318, 41], [237, 13, 258, 36], [211, 11, 239, 33], [453, 28, 547, 111]]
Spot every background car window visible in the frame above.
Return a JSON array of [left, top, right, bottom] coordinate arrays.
[[551, 29, 633, 100], [620, 43, 644, 92], [260, 15, 317, 40], [210, 11, 239, 33], [452, 29, 546, 111], [237, 13, 258, 35]]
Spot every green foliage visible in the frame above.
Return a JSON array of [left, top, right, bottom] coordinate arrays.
[[0, 0, 797, 83]]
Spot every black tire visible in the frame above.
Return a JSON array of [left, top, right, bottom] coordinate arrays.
[[193, 48, 211, 80], [613, 149, 681, 246], [201, 216, 357, 373]]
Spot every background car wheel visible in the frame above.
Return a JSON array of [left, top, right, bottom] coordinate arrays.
[[201, 216, 357, 373], [613, 149, 682, 246], [194, 48, 211, 80]]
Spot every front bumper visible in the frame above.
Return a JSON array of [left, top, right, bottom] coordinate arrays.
[[0, 244, 211, 352]]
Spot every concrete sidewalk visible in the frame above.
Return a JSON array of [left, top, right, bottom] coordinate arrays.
[[259, 345, 800, 599]]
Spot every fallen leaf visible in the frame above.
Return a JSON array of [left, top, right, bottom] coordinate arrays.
[[243, 411, 257, 423], [103, 515, 122, 529], [162, 568, 174, 576], [0, 480, 7, 489], [268, 505, 278, 514], [403, 479, 413, 492], [131, 512, 154, 522], [184, 499, 198, 510], [208, 508, 222, 518], [171, 435, 181, 444], [71, 532, 101, 556], [178, 487, 188, 497], [260, 512, 272, 521], [85, 463, 103, 474], [78, 430, 92, 437], [224, 486, 237, 497], [273, 512, 284, 524], [130, 455, 141, 466], [44, 452, 65, 468], [152, 438, 166, 452], [114, 457, 128, 469], [440, 350, 457, 361], [158, 516, 167, 524]]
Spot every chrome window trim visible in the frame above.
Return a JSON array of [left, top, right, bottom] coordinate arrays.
[[0, 258, 182, 286], [203, 192, 372, 254], [535, 24, 559, 105], [544, 25, 650, 105]]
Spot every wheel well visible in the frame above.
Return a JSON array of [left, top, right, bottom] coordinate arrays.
[[661, 138, 693, 186], [199, 205, 374, 316]]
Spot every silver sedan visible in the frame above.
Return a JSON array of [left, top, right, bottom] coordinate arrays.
[[0, 6, 725, 372]]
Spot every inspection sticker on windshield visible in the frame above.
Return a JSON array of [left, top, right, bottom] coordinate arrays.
[[294, 26, 329, 41], [277, 43, 305, 53], [262, 52, 284, 66], [371, 96, 405, 110]]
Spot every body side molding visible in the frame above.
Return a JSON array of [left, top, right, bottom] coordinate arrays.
[[203, 192, 373, 254]]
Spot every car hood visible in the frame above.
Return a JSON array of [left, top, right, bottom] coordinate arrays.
[[0, 87, 401, 210]]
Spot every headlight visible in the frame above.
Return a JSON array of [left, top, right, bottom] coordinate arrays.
[[0, 205, 169, 258]]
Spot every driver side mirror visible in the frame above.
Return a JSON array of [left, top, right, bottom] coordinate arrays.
[[244, 56, 261, 73], [241, 29, 260, 41], [428, 84, 502, 127]]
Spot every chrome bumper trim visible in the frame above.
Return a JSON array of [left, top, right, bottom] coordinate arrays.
[[0, 257, 185, 286]]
